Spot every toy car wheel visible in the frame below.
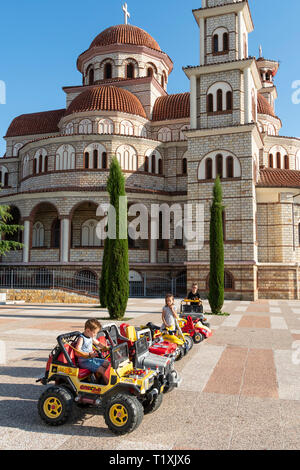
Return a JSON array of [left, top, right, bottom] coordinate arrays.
[[104, 393, 144, 435], [175, 345, 185, 361], [38, 386, 74, 426], [184, 335, 194, 352], [163, 371, 178, 393], [193, 332, 204, 344], [142, 392, 163, 414]]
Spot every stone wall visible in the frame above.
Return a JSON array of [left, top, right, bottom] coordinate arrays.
[[4, 289, 98, 303]]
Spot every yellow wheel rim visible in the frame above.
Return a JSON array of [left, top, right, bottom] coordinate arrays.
[[109, 404, 128, 427], [43, 397, 63, 419]]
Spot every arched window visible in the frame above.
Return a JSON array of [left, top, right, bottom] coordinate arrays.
[[44, 155, 48, 173], [81, 219, 102, 247], [158, 158, 163, 175], [102, 152, 107, 169], [216, 154, 223, 178], [217, 90, 223, 112], [98, 119, 113, 135], [182, 158, 187, 175], [226, 91, 233, 111], [33, 158, 37, 175], [84, 152, 89, 169], [88, 67, 94, 86], [4, 172, 8, 187], [284, 155, 289, 170], [223, 33, 229, 52], [65, 122, 74, 135], [23, 155, 30, 178], [126, 63, 135, 79], [147, 67, 153, 77], [144, 156, 149, 172], [32, 222, 45, 248], [120, 120, 134, 136], [0, 167, 8, 187], [158, 127, 172, 142], [93, 150, 98, 169], [55, 145, 75, 170], [39, 154, 43, 174], [276, 152, 281, 169], [205, 158, 213, 179], [151, 154, 156, 174], [269, 154, 274, 168], [104, 63, 112, 79], [51, 218, 60, 249], [207, 93, 214, 113], [213, 34, 219, 53], [79, 119, 92, 134], [227, 156, 234, 178], [116, 145, 138, 171]]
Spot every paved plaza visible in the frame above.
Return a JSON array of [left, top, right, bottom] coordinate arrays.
[[0, 298, 299, 450]]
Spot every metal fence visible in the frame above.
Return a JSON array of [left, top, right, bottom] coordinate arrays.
[[0, 268, 187, 299]]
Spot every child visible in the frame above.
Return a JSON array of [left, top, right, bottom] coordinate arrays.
[[75, 318, 110, 385], [187, 283, 202, 301], [161, 293, 179, 332]]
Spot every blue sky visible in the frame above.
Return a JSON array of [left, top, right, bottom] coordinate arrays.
[[0, 0, 300, 156]]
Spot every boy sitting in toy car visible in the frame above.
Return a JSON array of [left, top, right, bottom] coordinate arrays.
[[187, 283, 202, 301], [74, 319, 110, 384]]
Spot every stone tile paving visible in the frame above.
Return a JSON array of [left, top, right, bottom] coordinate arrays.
[[0, 299, 299, 450]]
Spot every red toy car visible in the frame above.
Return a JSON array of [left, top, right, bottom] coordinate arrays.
[[178, 315, 212, 344]]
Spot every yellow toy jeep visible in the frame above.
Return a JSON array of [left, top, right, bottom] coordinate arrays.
[[36, 331, 163, 435]]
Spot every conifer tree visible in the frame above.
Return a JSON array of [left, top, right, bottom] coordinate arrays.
[[208, 176, 224, 314], [104, 158, 129, 319]]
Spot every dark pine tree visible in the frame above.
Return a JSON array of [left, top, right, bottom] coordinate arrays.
[[208, 176, 224, 314]]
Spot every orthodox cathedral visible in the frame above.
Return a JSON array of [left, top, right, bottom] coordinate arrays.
[[1, 0, 300, 300]]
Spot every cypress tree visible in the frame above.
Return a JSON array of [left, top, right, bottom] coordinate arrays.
[[105, 157, 129, 320], [208, 176, 224, 314]]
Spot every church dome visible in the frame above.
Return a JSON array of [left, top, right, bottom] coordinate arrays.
[[65, 85, 146, 118], [89, 24, 161, 52], [257, 93, 276, 117], [152, 93, 190, 121]]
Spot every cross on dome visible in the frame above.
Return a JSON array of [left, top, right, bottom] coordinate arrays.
[[122, 3, 130, 25]]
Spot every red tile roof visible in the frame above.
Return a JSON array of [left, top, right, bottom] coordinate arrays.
[[65, 85, 146, 118], [257, 93, 275, 118], [152, 93, 190, 121], [258, 167, 300, 188], [89, 24, 161, 52], [5, 109, 65, 138]]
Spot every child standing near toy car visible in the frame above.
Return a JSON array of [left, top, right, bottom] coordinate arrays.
[[161, 294, 179, 332], [75, 319, 110, 384]]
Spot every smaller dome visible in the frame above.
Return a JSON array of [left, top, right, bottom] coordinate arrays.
[[152, 93, 190, 121], [65, 85, 146, 118], [89, 24, 161, 52], [257, 93, 275, 117]]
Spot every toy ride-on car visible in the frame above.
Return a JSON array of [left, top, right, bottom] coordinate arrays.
[[180, 299, 211, 328], [178, 315, 212, 344], [36, 331, 164, 435], [106, 323, 181, 393], [144, 319, 194, 361]]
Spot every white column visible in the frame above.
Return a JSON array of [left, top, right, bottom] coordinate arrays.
[[61, 218, 70, 263], [238, 11, 243, 60], [22, 220, 30, 263], [190, 75, 197, 130], [199, 18, 205, 66], [244, 67, 251, 124]]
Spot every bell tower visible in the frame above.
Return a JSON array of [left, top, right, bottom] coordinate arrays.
[[183, 0, 264, 301]]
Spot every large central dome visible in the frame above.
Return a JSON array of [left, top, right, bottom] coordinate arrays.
[[89, 24, 161, 52]]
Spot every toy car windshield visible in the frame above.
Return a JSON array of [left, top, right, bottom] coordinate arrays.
[[111, 342, 129, 369], [135, 337, 148, 356]]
